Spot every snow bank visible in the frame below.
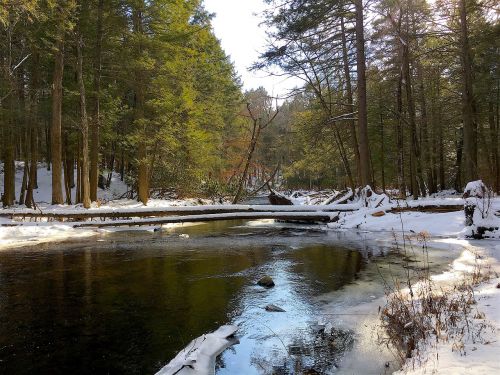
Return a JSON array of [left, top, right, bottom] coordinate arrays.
[[0, 217, 96, 249], [328, 207, 467, 237]]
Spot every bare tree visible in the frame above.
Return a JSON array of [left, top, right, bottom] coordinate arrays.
[[233, 96, 278, 204]]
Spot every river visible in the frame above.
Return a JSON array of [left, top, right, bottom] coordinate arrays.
[[0, 216, 459, 374]]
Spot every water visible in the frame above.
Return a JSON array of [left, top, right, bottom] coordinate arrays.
[[0, 219, 456, 374]]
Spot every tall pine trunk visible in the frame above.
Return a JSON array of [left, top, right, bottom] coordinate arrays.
[[354, 0, 371, 187], [25, 50, 40, 208], [90, 0, 103, 202], [133, 6, 149, 205], [459, 0, 477, 184], [51, 39, 64, 204], [340, 16, 361, 186], [77, 33, 91, 208], [396, 73, 406, 197]]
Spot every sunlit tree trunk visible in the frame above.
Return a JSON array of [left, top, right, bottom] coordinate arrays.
[[77, 33, 91, 208]]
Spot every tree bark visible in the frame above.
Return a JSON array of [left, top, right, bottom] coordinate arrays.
[[2, 105, 15, 207], [77, 33, 91, 208], [340, 16, 361, 185], [354, 0, 371, 187], [90, 0, 103, 202], [25, 50, 40, 208], [396, 72, 406, 197], [233, 118, 261, 204], [133, 6, 149, 205], [459, 0, 477, 184], [401, 22, 420, 199], [51, 39, 65, 204]]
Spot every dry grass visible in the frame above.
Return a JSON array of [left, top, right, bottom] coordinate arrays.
[[378, 232, 493, 368]]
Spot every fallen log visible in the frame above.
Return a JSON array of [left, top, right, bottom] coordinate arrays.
[[390, 205, 463, 213], [0, 204, 357, 222], [73, 212, 334, 228], [0, 203, 464, 225], [156, 325, 239, 375]]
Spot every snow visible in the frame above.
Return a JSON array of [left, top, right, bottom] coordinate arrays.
[[464, 180, 487, 198], [0, 218, 97, 249], [394, 242, 500, 375], [155, 325, 239, 375], [3, 163, 500, 373], [0, 162, 129, 204], [329, 210, 467, 237]]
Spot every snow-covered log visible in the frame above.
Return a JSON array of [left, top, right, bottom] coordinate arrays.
[[72, 212, 336, 228], [155, 325, 238, 375], [0, 204, 358, 221]]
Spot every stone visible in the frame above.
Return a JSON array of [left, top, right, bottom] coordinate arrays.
[[257, 275, 275, 288], [264, 304, 285, 312]]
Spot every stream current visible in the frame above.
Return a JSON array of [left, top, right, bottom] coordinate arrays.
[[0, 210, 460, 374]]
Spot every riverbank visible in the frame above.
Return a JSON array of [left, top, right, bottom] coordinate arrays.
[[317, 234, 500, 375], [2, 191, 500, 374], [2, 193, 494, 248]]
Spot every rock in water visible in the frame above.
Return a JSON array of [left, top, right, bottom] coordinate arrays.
[[265, 304, 285, 312], [257, 276, 275, 288]]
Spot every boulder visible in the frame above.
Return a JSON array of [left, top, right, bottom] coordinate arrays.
[[257, 275, 275, 288]]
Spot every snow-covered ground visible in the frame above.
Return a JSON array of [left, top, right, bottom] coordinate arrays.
[[0, 163, 223, 249], [394, 240, 500, 375], [0, 161, 130, 204], [2, 165, 500, 374]]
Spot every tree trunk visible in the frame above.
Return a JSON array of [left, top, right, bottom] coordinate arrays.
[[51, 39, 65, 204], [90, 0, 103, 202], [233, 120, 261, 204], [77, 33, 91, 208], [454, 127, 464, 191], [402, 31, 419, 199], [489, 97, 499, 193], [25, 50, 40, 208], [2, 96, 15, 207], [19, 157, 28, 204], [354, 0, 371, 187], [459, 0, 477, 184], [396, 73, 406, 197], [340, 16, 361, 185], [133, 6, 149, 205], [63, 134, 72, 205], [416, 62, 435, 194], [380, 111, 386, 192]]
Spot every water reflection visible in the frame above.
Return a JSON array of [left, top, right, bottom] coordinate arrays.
[[0, 220, 366, 374]]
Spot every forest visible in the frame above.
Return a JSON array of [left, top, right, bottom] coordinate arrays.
[[1, 0, 499, 207], [1, 2, 500, 374]]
